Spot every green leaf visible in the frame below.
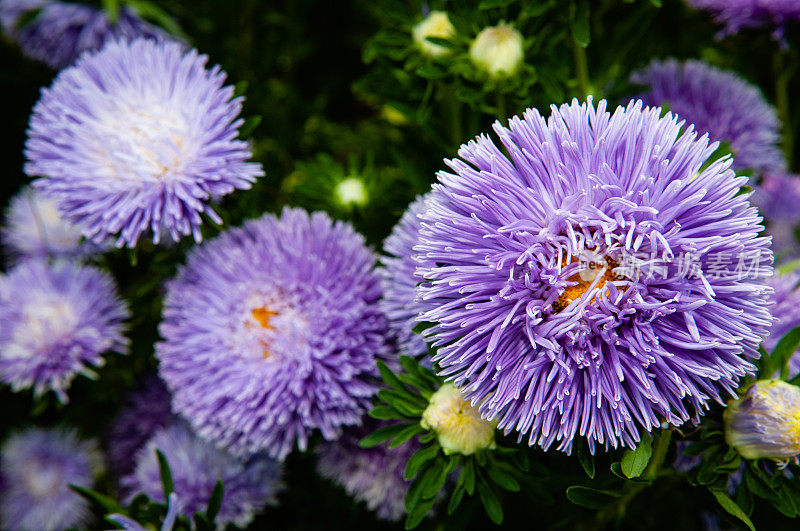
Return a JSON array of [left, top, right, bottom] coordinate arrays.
[[571, 0, 590, 47], [621, 434, 652, 478], [770, 326, 800, 379], [477, 479, 504, 524], [205, 479, 224, 522], [487, 466, 520, 492], [421, 457, 450, 499], [710, 490, 755, 531], [193, 512, 212, 531], [405, 444, 440, 480], [576, 440, 595, 479], [461, 457, 477, 495], [359, 423, 411, 448], [566, 486, 621, 510], [479, 0, 517, 8], [377, 360, 409, 393], [447, 483, 466, 515], [424, 37, 456, 49], [404, 496, 436, 530], [238, 115, 261, 139], [233, 80, 249, 98], [369, 405, 408, 420], [156, 449, 174, 497], [389, 423, 425, 448], [69, 485, 123, 513]]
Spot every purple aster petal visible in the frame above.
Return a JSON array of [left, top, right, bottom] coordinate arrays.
[[764, 268, 800, 377], [107, 375, 175, 477], [630, 59, 785, 175], [752, 173, 800, 261], [121, 422, 282, 528], [0, 260, 129, 402], [686, 0, 800, 39], [157, 207, 388, 459], [0, 427, 100, 531], [316, 420, 421, 521], [380, 194, 432, 358], [25, 38, 264, 248], [415, 98, 773, 454]]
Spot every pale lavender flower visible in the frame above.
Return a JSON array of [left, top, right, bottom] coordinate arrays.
[[0, 260, 129, 402], [380, 194, 430, 358], [686, 0, 800, 39], [1, 185, 107, 263], [752, 173, 800, 261], [157, 208, 387, 459], [316, 421, 421, 521], [415, 98, 773, 453], [0, 427, 100, 531], [25, 38, 263, 248], [122, 422, 282, 528], [764, 268, 800, 377], [631, 59, 785, 175], [0, 0, 171, 69]]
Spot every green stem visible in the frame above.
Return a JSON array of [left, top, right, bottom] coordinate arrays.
[[775, 49, 795, 167], [102, 0, 120, 24], [439, 83, 462, 148], [596, 430, 673, 527], [496, 91, 507, 122], [573, 42, 590, 101]]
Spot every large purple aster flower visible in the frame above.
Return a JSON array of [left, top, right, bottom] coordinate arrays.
[[157, 208, 387, 459], [0, 260, 129, 401], [415, 98, 773, 453], [380, 194, 430, 358], [752, 173, 800, 261], [630, 59, 785, 176], [107, 375, 175, 477], [0, 427, 101, 531], [686, 0, 800, 39], [122, 421, 282, 528], [1, 185, 107, 263], [0, 0, 171, 70], [316, 421, 421, 521], [25, 38, 263, 248]]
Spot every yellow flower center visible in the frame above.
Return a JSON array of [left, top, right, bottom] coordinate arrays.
[[250, 307, 278, 358]]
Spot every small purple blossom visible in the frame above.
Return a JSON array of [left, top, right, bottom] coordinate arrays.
[[0, 427, 100, 531], [380, 194, 431, 358], [752, 173, 800, 261], [630, 59, 785, 175], [0, 260, 129, 402], [25, 38, 264, 248], [1, 185, 107, 263], [122, 422, 282, 528], [415, 98, 773, 453], [157, 208, 387, 459], [0, 0, 171, 69], [107, 375, 175, 477], [686, 0, 800, 39], [316, 421, 421, 521]]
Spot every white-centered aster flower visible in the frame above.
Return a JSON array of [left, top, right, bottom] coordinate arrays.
[[421, 383, 496, 455], [412, 10, 456, 58], [25, 38, 263, 248], [469, 21, 524, 79], [725, 380, 800, 462]]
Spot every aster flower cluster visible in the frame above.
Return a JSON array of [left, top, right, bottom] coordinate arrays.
[[686, 0, 800, 39]]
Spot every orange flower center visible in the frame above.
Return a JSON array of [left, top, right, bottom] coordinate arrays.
[[251, 307, 278, 358], [553, 257, 619, 312]]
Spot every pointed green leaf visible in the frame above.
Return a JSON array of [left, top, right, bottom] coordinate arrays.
[[389, 423, 425, 448], [711, 490, 755, 531], [69, 485, 123, 513], [405, 444, 440, 480], [156, 449, 174, 497], [576, 440, 595, 478], [571, 0, 590, 47], [487, 466, 520, 492], [566, 486, 621, 509], [359, 423, 411, 448], [621, 434, 652, 478], [205, 479, 224, 521], [477, 479, 504, 524]]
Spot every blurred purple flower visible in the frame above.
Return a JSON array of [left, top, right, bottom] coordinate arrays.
[[122, 422, 282, 528], [0, 260, 129, 402], [686, 0, 800, 39], [415, 98, 772, 453], [25, 38, 263, 248], [380, 194, 430, 358], [0, 427, 100, 531], [0, 0, 171, 69], [157, 208, 387, 459], [631, 59, 785, 175], [316, 421, 421, 521], [763, 268, 800, 377], [107, 375, 175, 477], [752, 173, 800, 261]]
